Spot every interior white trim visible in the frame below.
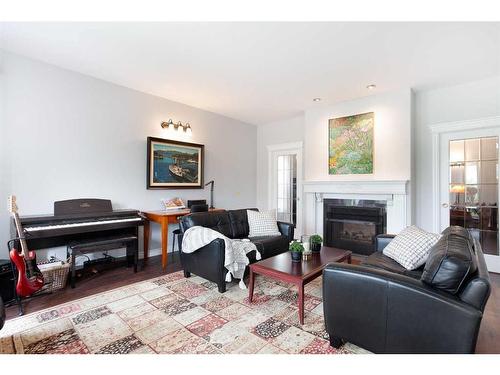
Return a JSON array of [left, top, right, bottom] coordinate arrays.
[[266, 141, 304, 152], [485, 255, 500, 274], [429, 115, 500, 232], [303, 180, 408, 195], [429, 115, 500, 134], [431, 132, 441, 233]]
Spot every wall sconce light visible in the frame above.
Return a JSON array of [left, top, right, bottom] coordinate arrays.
[[161, 119, 192, 135]]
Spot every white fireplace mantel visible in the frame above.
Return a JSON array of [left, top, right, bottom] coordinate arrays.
[[303, 179, 408, 195], [302, 179, 410, 236]]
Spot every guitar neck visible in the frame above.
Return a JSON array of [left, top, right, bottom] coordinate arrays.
[[12, 212, 29, 256]]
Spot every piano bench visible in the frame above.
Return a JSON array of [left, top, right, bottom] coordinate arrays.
[[67, 235, 139, 288]]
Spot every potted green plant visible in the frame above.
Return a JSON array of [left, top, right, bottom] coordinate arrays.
[[289, 240, 304, 262], [310, 234, 323, 252]]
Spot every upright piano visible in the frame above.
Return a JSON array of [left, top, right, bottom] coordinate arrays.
[[11, 199, 144, 274]]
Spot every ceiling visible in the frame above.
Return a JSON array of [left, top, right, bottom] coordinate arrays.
[[1, 22, 499, 125]]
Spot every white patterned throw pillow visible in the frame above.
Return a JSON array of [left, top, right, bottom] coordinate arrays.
[[383, 225, 441, 270], [247, 210, 281, 237]]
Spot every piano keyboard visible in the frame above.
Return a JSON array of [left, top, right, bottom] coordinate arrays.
[[24, 217, 143, 232]]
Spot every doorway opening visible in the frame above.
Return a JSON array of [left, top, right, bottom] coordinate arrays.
[[268, 142, 303, 236]]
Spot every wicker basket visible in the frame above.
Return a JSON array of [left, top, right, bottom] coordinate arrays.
[[38, 262, 71, 292]]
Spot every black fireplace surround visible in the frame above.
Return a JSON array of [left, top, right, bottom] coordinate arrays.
[[324, 199, 387, 255]]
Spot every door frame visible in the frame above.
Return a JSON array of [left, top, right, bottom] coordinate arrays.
[[430, 115, 500, 272], [267, 141, 303, 237]]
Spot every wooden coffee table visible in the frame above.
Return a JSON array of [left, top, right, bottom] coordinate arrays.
[[248, 246, 352, 325]]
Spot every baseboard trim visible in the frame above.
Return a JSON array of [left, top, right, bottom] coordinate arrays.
[[140, 247, 174, 259]]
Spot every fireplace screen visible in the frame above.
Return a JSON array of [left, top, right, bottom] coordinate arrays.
[[338, 221, 377, 245], [324, 199, 386, 255]]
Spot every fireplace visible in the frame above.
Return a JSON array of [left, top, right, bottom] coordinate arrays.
[[323, 199, 387, 255]]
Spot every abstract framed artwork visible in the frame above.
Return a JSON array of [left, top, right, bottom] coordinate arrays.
[[328, 112, 374, 175], [147, 137, 204, 189]]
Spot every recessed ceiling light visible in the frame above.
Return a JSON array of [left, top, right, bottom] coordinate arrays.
[[312, 98, 321, 102], [366, 84, 377, 90]]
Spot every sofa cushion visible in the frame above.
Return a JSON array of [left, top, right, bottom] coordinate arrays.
[[361, 252, 424, 279], [247, 210, 281, 237], [181, 211, 233, 238], [421, 226, 477, 295], [228, 208, 258, 238], [383, 226, 441, 270], [248, 235, 289, 260]]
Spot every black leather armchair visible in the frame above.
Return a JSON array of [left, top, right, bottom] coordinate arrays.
[[179, 209, 294, 293], [323, 227, 491, 354]]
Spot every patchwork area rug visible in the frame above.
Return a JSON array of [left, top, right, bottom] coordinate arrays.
[[0, 271, 368, 354]]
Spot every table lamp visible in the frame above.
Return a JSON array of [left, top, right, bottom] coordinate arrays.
[[205, 180, 215, 209], [449, 184, 465, 205]]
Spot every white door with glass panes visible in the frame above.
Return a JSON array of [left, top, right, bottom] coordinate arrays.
[[268, 142, 303, 237], [439, 127, 500, 272]]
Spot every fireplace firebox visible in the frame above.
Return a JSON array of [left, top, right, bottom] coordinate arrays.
[[323, 199, 387, 255]]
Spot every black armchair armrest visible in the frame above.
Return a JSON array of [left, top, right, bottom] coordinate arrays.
[[323, 263, 482, 353], [277, 221, 294, 242], [0, 296, 5, 331], [179, 238, 227, 293], [375, 234, 396, 252]]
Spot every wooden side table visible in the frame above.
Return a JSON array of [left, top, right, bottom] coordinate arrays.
[[142, 208, 224, 269]]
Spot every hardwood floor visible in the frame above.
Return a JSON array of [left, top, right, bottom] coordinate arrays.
[[475, 271, 500, 354], [4, 253, 500, 353]]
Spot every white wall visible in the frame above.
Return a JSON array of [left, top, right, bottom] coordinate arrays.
[[304, 89, 412, 182], [414, 75, 500, 231], [0, 52, 10, 258], [0, 51, 257, 259], [256, 115, 304, 209]]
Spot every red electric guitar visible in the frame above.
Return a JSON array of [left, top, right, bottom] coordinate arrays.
[[8, 195, 44, 297]]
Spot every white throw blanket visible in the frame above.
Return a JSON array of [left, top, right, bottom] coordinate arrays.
[[181, 226, 261, 289]]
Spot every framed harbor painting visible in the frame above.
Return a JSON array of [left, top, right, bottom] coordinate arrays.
[[147, 137, 204, 189], [328, 112, 374, 175]]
